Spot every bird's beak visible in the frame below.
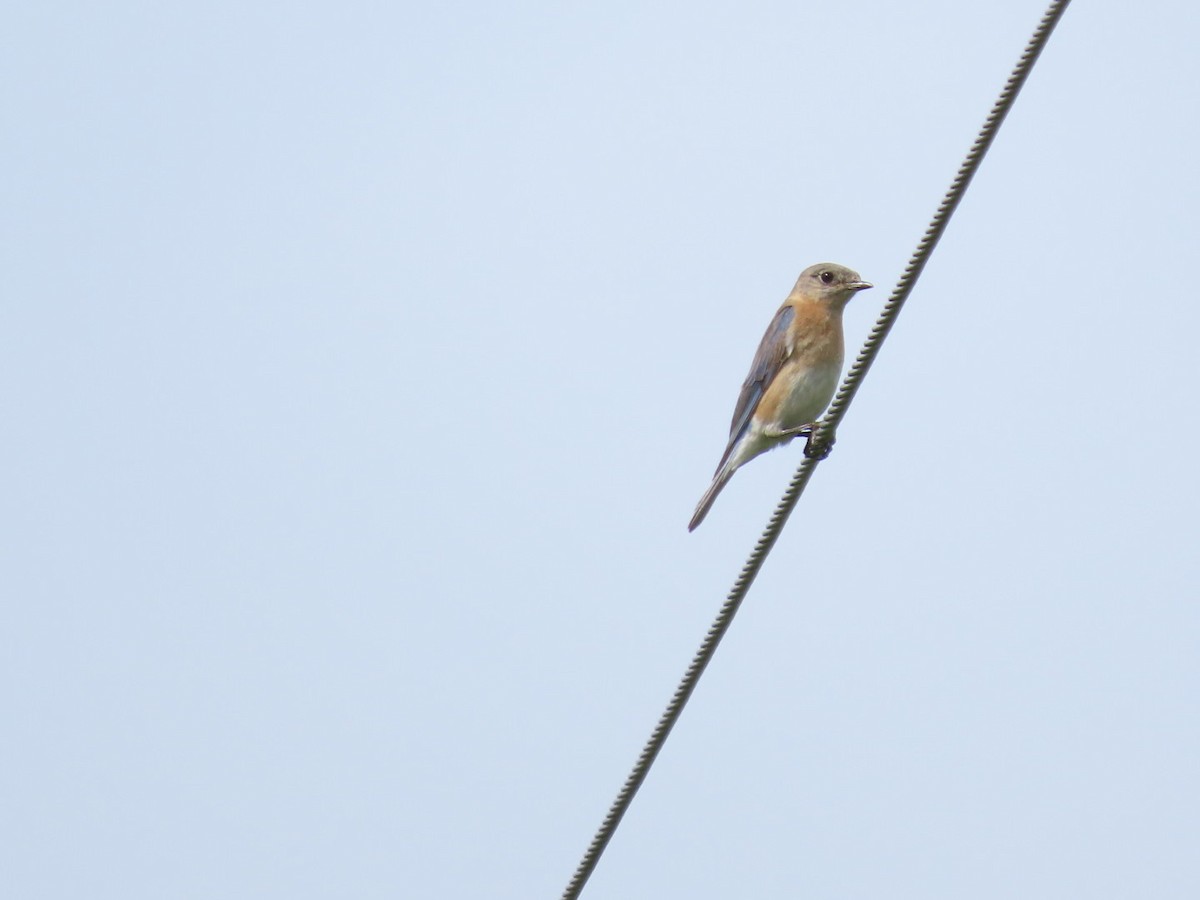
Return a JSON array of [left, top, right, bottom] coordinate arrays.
[[848, 281, 873, 291]]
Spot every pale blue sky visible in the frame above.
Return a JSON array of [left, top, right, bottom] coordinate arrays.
[[4, 2, 1199, 898]]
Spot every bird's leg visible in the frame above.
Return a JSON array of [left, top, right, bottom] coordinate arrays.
[[764, 421, 836, 459], [764, 421, 836, 460], [767, 423, 814, 439]]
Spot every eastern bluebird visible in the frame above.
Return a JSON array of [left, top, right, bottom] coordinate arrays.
[[689, 263, 872, 531]]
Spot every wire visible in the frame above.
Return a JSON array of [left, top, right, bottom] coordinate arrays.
[[559, 2, 1073, 896]]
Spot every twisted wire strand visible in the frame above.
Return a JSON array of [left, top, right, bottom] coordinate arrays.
[[560, 2, 1071, 897]]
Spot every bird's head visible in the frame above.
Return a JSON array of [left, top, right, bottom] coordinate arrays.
[[794, 263, 873, 307]]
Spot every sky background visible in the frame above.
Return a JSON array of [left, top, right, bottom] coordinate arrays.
[[4, 1, 1199, 897]]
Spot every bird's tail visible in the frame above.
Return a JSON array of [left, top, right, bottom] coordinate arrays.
[[688, 464, 736, 532]]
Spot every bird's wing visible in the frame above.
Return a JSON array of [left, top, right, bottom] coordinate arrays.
[[714, 304, 794, 472]]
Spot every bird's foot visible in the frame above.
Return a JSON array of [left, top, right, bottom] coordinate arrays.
[[764, 422, 835, 459], [802, 423, 835, 460]]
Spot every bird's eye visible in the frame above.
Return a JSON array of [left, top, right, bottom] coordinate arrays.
[[819, 271, 834, 285]]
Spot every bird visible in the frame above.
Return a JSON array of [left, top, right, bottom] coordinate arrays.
[[689, 263, 872, 531]]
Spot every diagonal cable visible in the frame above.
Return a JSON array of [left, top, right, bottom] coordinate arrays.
[[560, 2, 1072, 897]]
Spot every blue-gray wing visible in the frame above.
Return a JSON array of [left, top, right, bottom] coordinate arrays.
[[715, 305, 794, 471]]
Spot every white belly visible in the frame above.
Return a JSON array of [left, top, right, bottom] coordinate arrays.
[[774, 361, 841, 430]]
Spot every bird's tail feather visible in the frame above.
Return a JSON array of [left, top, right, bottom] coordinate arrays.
[[688, 464, 735, 532]]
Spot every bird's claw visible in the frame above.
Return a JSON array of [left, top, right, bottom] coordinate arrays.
[[802, 424, 835, 460]]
